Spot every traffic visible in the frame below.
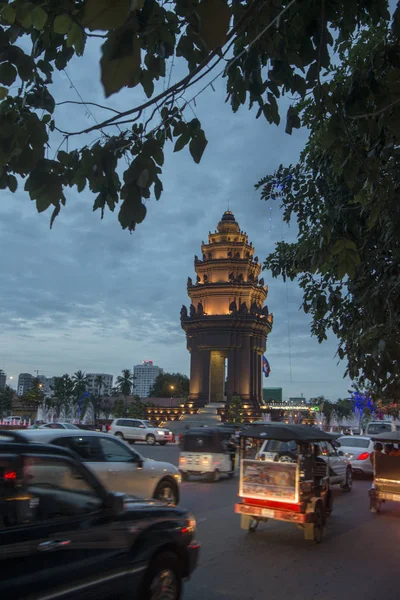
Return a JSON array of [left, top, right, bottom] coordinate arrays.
[[1, 422, 400, 599]]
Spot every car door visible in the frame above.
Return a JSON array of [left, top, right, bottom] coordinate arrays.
[[98, 436, 154, 499], [52, 435, 107, 490], [0, 453, 132, 600]]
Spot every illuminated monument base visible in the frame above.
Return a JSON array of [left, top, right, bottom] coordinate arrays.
[[181, 212, 273, 410]]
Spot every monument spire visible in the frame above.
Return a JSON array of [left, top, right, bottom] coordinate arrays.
[[180, 211, 273, 409]]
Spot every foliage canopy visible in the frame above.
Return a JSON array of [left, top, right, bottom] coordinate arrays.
[[0, 0, 389, 230]]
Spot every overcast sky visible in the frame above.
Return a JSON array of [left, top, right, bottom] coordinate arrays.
[[0, 34, 351, 401]]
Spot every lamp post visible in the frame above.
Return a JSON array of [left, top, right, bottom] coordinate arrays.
[[170, 385, 175, 407]]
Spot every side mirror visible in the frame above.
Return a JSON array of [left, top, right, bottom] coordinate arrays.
[[139, 425, 146, 429], [106, 492, 125, 515], [136, 458, 144, 469], [338, 450, 344, 456], [335, 441, 341, 447]]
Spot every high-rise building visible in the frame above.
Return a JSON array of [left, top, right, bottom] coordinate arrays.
[[86, 373, 113, 396], [133, 361, 163, 398], [0, 370, 6, 390], [17, 373, 33, 396]]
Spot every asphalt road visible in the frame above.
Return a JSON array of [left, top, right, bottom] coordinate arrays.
[[138, 444, 400, 600]]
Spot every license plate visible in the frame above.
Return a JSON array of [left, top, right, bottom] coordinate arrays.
[[261, 508, 275, 518]]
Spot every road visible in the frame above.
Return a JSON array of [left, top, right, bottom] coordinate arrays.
[[138, 443, 400, 600]]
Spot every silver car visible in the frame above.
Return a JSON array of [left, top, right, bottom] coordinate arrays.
[[336, 436, 374, 476], [21, 429, 181, 504], [109, 418, 171, 445]]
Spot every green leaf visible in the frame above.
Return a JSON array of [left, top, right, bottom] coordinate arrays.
[[100, 33, 141, 97], [174, 133, 190, 152], [32, 6, 48, 30], [330, 239, 346, 255], [50, 204, 60, 228], [189, 134, 208, 164], [67, 23, 86, 55], [16, 3, 33, 29], [195, 0, 231, 51], [8, 175, 17, 193], [0, 63, 17, 86], [1, 4, 16, 24], [140, 69, 154, 98], [0, 87, 8, 100], [53, 14, 72, 35], [154, 179, 163, 200], [82, 0, 131, 32], [137, 169, 149, 188]]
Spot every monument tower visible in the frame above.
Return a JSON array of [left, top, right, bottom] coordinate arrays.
[[180, 211, 273, 409]]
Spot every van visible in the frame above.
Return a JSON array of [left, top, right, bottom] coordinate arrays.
[[365, 421, 400, 436]]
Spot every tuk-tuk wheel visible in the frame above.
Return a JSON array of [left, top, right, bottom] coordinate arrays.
[[180, 470, 188, 482], [209, 469, 221, 483], [313, 503, 324, 544], [248, 519, 259, 533]]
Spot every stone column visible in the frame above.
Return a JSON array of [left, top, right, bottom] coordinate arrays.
[[188, 346, 202, 405], [237, 336, 251, 402], [198, 350, 210, 406]]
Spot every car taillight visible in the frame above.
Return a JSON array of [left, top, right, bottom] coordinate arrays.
[[357, 452, 370, 460], [4, 471, 17, 480]]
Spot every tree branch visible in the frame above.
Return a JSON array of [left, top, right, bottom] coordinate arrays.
[[55, 0, 265, 137], [56, 100, 122, 114], [348, 97, 400, 120]]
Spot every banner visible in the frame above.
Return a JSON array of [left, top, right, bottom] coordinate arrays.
[[240, 459, 297, 502]]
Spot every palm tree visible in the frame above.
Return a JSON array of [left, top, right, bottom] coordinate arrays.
[[72, 370, 89, 420], [116, 369, 135, 415], [95, 374, 105, 397]]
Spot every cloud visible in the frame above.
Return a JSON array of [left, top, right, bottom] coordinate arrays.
[[0, 39, 350, 401]]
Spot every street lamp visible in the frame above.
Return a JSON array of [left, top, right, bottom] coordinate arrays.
[[170, 385, 175, 407]]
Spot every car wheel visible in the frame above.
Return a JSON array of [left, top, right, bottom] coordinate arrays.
[[115, 432, 124, 439], [341, 467, 353, 491], [154, 480, 179, 505], [147, 434, 156, 445], [159, 441, 167, 446], [140, 552, 182, 600], [313, 503, 324, 544]]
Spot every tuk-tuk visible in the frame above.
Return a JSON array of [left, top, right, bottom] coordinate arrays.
[[235, 424, 339, 543], [369, 430, 400, 513], [179, 427, 236, 482]]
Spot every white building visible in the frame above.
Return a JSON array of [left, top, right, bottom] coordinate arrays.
[[86, 373, 113, 396], [133, 361, 163, 398]]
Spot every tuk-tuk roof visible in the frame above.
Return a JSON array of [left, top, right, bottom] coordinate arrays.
[[184, 427, 236, 437], [371, 430, 400, 443], [239, 423, 336, 442]]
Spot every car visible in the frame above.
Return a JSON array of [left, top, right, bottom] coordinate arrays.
[[364, 420, 400, 435], [109, 418, 172, 445], [39, 422, 80, 429], [257, 438, 353, 490], [0, 430, 199, 600], [21, 429, 181, 504], [2, 416, 22, 425], [336, 435, 374, 475]]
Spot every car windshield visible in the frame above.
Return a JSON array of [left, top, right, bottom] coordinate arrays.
[[338, 437, 369, 448], [367, 423, 392, 434], [64, 424, 79, 429]]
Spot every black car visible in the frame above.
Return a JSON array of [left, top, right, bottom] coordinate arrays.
[[0, 431, 199, 600]]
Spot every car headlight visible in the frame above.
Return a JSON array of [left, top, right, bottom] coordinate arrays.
[[156, 430, 165, 435], [174, 472, 182, 484]]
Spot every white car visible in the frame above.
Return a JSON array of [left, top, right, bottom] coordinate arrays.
[[3, 415, 22, 424], [21, 429, 181, 504], [39, 422, 80, 430], [336, 436, 374, 476], [109, 418, 171, 445]]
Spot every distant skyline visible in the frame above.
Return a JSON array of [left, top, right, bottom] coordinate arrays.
[[0, 38, 351, 403]]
